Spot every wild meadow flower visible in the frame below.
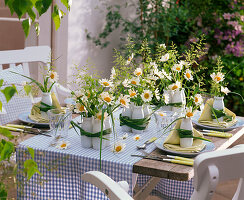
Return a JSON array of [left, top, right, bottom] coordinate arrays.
[[153, 68, 164, 79], [193, 94, 203, 106], [168, 81, 182, 91], [100, 92, 113, 104], [172, 63, 183, 72], [134, 68, 142, 76], [157, 111, 167, 117], [96, 111, 108, 120], [141, 90, 153, 102], [99, 78, 113, 87], [184, 69, 193, 81], [130, 77, 140, 85], [133, 135, 141, 141], [56, 141, 70, 150], [160, 43, 166, 49], [129, 89, 137, 97], [126, 53, 134, 65], [155, 88, 160, 100], [118, 95, 130, 107], [74, 102, 86, 113], [221, 86, 231, 95], [210, 72, 225, 83], [185, 107, 194, 118], [112, 142, 126, 153], [122, 79, 129, 87], [120, 133, 128, 140], [160, 53, 170, 62], [48, 70, 59, 83], [110, 68, 116, 80]]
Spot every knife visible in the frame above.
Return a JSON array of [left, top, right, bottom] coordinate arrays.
[[202, 130, 232, 138], [0, 125, 51, 137]]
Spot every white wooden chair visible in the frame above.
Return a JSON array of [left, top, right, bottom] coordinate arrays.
[[0, 46, 71, 124], [82, 145, 244, 200]]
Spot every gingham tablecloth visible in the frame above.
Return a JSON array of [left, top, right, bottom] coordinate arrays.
[[16, 111, 194, 200]]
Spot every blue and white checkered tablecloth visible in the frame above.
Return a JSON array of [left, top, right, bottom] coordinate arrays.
[[16, 111, 194, 200]]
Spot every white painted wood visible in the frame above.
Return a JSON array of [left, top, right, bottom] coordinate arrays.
[[0, 65, 2, 70], [9, 64, 16, 68], [81, 171, 133, 200]]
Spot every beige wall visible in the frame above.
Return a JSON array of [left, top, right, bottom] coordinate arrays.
[[0, 0, 25, 50]]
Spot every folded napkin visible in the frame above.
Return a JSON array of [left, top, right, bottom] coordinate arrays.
[[163, 119, 206, 153], [198, 98, 237, 128], [29, 92, 62, 123]]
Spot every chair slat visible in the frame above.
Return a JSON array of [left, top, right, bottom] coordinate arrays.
[[0, 64, 2, 70], [22, 62, 30, 77], [10, 63, 16, 68]]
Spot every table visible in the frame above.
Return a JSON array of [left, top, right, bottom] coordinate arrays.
[[16, 114, 244, 200]]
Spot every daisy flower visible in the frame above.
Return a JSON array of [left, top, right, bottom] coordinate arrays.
[[172, 63, 183, 72], [96, 111, 108, 120], [153, 68, 164, 79], [179, 60, 189, 66], [129, 77, 140, 85], [193, 94, 203, 106], [74, 102, 86, 113], [157, 111, 167, 117], [162, 69, 172, 81], [134, 68, 142, 76], [48, 70, 59, 83], [122, 79, 129, 88], [160, 53, 170, 62], [133, 135, 141, 141], [185, 107, 194, 118], [210, 72, 225, 83], [141, 90, 153, 102], [168, 81, 182, 91], [184, 69, 193, 81], [110, 67, 116, 80], [56, 141, 70, 150], [99, 78, 113, 88], [118, 95, 130, 108], [150, 62, 158, 69], [155, 88, 160, 101], [126, 53, 134, 65], [74, 89, 84, 99], [221, 86, 230, 95], [163, 92, 170, 104], [160, 43, 166, 49], [100, 92, 114, 104], [120, 133, 128, 140], [112, 142, 126, 153], [129, 89, 137, 97]]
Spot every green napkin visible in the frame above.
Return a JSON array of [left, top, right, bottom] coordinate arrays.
[[29, 92, 61, 123], [198, 98, 237, 128], [163, 119, 206, 153]]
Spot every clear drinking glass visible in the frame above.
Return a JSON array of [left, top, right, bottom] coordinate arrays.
[[47, 108, 72, 144]]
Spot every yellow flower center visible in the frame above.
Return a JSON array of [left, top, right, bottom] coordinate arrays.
[[120, 99, 126, 105], [144, 93, 150, 99], [176, 67, 181, 71], [172, 85, 178, 90], [159, 113, 164, 117], [135, 136, 140, 140], [115, 145, 122, 152], [103, 82, 109, 86], [216, 76, 221, 81], [195, 97, 199, 103], [97, 115, 102, 120], [104, 96, 111, 103], [136, 72, 142, 76], [131, 81, 137, 85], [87, 93, 91, 98], [50, 73, 55, 79], [61, 143, 66, 148], [79, 105, 85, 112], [130, 92, 136, 97], [186, 73, 191, 79], [186, 112, 193, 118]]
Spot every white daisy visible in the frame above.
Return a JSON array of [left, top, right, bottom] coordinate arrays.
[[160, 43, 166, 49], [184, 69, 193, 81], [122, 79, 130, 87], [120, 133, 128, 140], [74, 102, 86, 113], [157, 111, 167, 117], [210, 72, 225, 83], [48, 70, 59, 83], [133, 135, 141, 141], [100, 92, 114, 104], [150, 62, 158, 69], [193, 94, 203, 106], [110, 68, 116, 80], [168, 81, 182, 91], [99, 78, 113, 88], [163, 92, 170, 104], [155, 88, 160, 101], [118, 95, 130, 108], [96, 111, 108, 120], [162, 69, 172, 80], [141, 90, 153, 102], [112, 142, 126, 153], [56, 141, 70, 150], [160, 53, 170, 62], [153, 68, 164, 79], [126, 53, 134, 65], [74, 89, 84, 99], [221, 86, 230, 95], [179, 60, 189, 66], [129, 77, 140, 85], [129, 89, 137, 97], [134, 68, 143, 76], [172, 63, 183, 72], [185, 107, 194, 118]]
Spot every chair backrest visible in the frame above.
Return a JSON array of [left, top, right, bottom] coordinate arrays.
[[0, 46, 51, 76], [191, 145, 244, 200]]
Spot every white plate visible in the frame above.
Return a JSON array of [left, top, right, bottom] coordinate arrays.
[[192, 117, 244, 132], [154, 137, 215, 157], [18, 112, 49, 128]]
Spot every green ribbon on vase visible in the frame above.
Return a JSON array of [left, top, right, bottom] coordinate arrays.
[[211, 108, 232, 122], [176, 129, 211, 142], [70, 121, 112, 138], [119, 114, 151, 130]]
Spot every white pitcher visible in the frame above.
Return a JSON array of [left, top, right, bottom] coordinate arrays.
[[92, 118, 106, 150], [213, 96, 224, 122], [179, 118, 193, 148], [121, 106, 132, 132], [80, 117, 93, 148], [131, 105, 144, 134]]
